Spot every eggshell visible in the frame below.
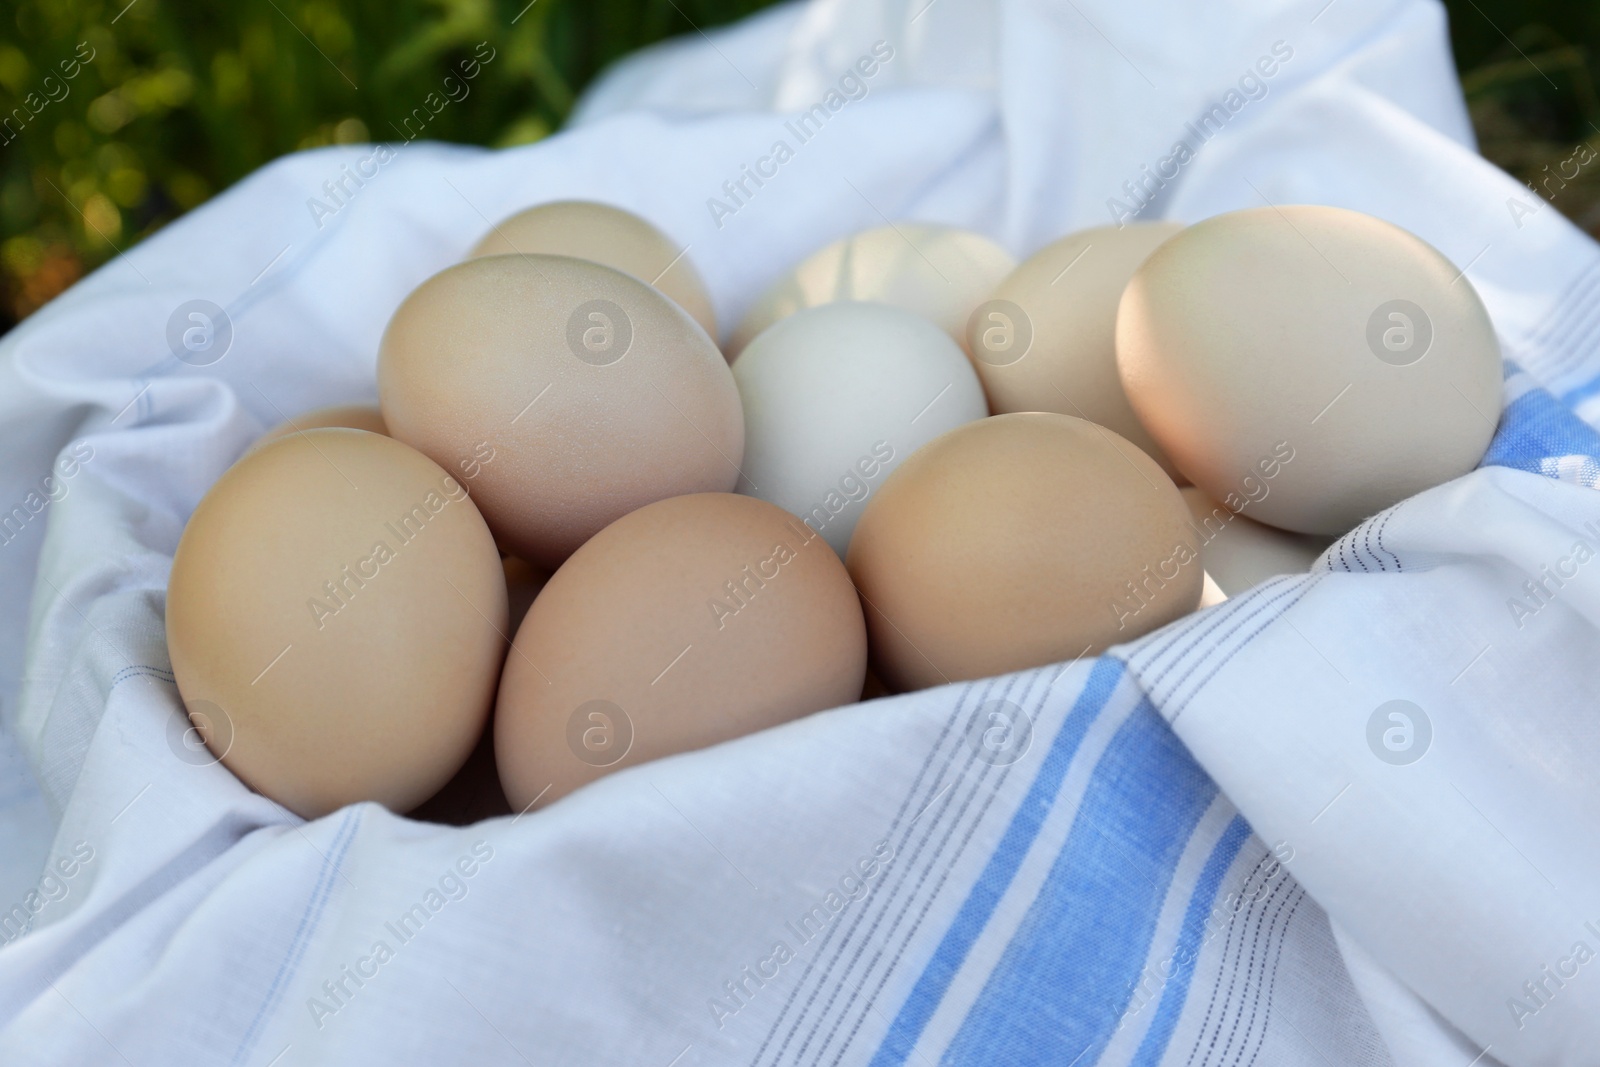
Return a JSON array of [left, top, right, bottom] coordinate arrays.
[[469, 200, 717, 341], [733, 302, 988, 556], [251, 403, 386, 452], [406, 725, 511, 826], [729, 223, 1014, 357], [972, 222, 1181, 477], [495, 492, 866, 810], [378, 254, 744, 569], [1182, 487, 1331, 597], [846, 413, 1200, 691], [1117, 205, 1502, 535], [166, 429, 508, 818]]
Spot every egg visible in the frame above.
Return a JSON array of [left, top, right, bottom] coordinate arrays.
[[846, 413, 1200, 691], [166, 429, 507, 818], [468, 200, 717, 342], [729, 223, 1015, 357], [733, 302, 988, 556], [406, 726, 511, 826], [1182, 487, 1331, 597], [495, 492, 866, 810], [1117, 205, 1503, 535], [251, 403, 386, 451], [378, 254, 744, 569], [971, 222, 1182, 477]]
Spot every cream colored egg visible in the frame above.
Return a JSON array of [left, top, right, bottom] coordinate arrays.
[[729, 223, 1014, 357], [468, 200, 717, 341], [378, 254, 744, 569], [972, 222, 1182, 477], [1182, 487, 1331, 597], [251, 403, 386, 453], [495, 493, 866, 810], [166, 429, 507, 819], [846, 413, 1200, 692], [1117, 205, 1502, 535]]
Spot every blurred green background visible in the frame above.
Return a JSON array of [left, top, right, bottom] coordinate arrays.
[[2, 0, 1598, 333]]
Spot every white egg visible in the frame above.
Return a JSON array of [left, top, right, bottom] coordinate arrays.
[[733, 302, 989, 556], [1182, 487, 1332, 596], [729, 224, 1015, 357]]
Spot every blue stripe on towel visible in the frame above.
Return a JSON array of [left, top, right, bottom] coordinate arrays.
[[866, 657, 1125, 1067], [1483, 369, 1600, 485], [1127, 814, 1253, 1066], [937, 699, 1218, 1067]]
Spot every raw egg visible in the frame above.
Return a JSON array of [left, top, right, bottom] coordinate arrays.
[[378, 254, 744, 569], [729, 223, 1014, 357], [972, 222, 1181, 477], [166, 429, 507, 818], [495, 492, 866, 810], [847, 413, 1200, 691], [1117, 205, 1502, 535], [733, 302, 988, 556], [1182, 487, 1331, 597], [469, 200, 717, 341]]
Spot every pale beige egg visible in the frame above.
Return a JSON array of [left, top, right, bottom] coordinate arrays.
[[378, 254, 744, 569], [729, 223, 1014, 357], [468, 200, 717, 342], [1181, 487, 1332, 597], [166, 429, 507, 818], [972, 222, 1182, 477], [495, 493, 866, 810], [1117, 205, 1503, 535], [846, 413, 1200, 692]]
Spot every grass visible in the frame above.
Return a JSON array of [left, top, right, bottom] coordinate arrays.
[[1, 0, 1597, 332]]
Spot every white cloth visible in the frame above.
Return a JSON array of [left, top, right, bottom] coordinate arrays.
[[2, 1, 1599, 1064]]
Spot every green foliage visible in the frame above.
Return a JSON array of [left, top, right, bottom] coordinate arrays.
[[2, 0, 1598, 331], [1443, 0, 1600, 234], [0, 0, 773, 328]]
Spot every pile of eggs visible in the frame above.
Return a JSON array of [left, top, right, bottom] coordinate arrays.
[[165, 200, 1503, 821]]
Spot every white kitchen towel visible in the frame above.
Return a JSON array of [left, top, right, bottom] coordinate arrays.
[[1, 0, 1598, 1065]]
